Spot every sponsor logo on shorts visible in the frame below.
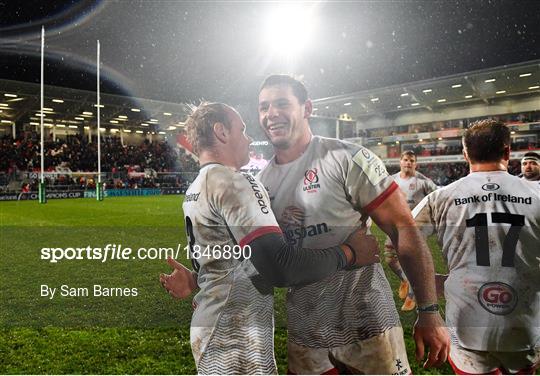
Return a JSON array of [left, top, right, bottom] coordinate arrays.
[[482, 183, 500, 191], [303, 168, 321, 193], [477, 282, 518, 315], [392, 358, 408, 375]]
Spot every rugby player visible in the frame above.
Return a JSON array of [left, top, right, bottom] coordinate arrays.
[[159, 102, 381, 374], [413, 119, 540, 374], [386, 150, 438, 311], [257, 74, 449, 374], [520, 151, 540, 184]]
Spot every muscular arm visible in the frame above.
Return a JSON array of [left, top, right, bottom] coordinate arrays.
[[369, 188, 449, 368], [369, 189, 437, 305]]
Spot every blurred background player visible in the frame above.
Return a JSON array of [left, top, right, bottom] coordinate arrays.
[[159, 102, 380, 375], [257, 75, 449, 374], [385, 150, 438, 311], [520, 151, 540, 184], [413, 119, 540, 374]]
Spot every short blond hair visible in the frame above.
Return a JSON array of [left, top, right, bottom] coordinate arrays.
[[185, 102, 231, 155]]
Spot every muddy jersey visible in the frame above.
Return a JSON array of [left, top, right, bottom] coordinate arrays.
[[258, 136, 401, 348], [183, 163, 282, 374], [392, 171, 438, 210], [413, 171, 540, 352]]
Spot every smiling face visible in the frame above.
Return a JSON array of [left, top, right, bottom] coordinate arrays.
[[258, 84, 311, 150]]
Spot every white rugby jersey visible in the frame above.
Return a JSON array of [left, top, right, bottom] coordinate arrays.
[[413, 171, 540, 352], [392, 171, 438, 210], [258, 136, 401, 348], [183, 163, 281, 374]]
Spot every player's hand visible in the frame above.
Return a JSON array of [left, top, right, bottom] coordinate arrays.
[[344, 227, 380, 267], [413, 312, 450, 368], [435, 273, 448, 299], [159, 257, 198, 299]]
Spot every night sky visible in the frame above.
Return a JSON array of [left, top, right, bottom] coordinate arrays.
[[1, 0, 539, 106]]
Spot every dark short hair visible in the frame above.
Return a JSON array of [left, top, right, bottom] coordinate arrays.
[[400, 150, 416, 161], [463, 119, 510, 163], [185, 102, 232, 155], [259, 74, 308, 103], [522, 151, 540, 160]]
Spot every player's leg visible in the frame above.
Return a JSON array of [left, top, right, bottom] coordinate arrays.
[[329, 326, 411, 375], [287, 342, 338, 374], [496, 347, 540, 375], [448, 344, 501, 374], [384, 240, 416, 311]]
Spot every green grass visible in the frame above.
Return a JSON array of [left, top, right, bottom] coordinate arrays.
[[1, 196, 454, 374]]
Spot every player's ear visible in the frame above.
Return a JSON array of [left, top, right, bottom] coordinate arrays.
[[303, 99, 313, 119], [213, 122, 228, 144]]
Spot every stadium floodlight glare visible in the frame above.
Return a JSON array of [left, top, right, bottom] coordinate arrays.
[[52, 99, 64, 103], [484, 78, 496, 83], [263, 3, 318, 59], [496, 90, 506, 94], [4, 93, 17, 97], [131, 108, 140, 112], [451, 84, 462, 88], [528, 86, 539, 90], [519, 73, 532, 77]]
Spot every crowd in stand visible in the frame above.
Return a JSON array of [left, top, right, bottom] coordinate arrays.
[[0, 131, 199, 191]]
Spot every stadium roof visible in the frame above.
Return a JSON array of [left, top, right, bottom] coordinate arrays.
[[0, 79, 192, 133], [1, 60, 539, 133], [312, 59, 540, 121]]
